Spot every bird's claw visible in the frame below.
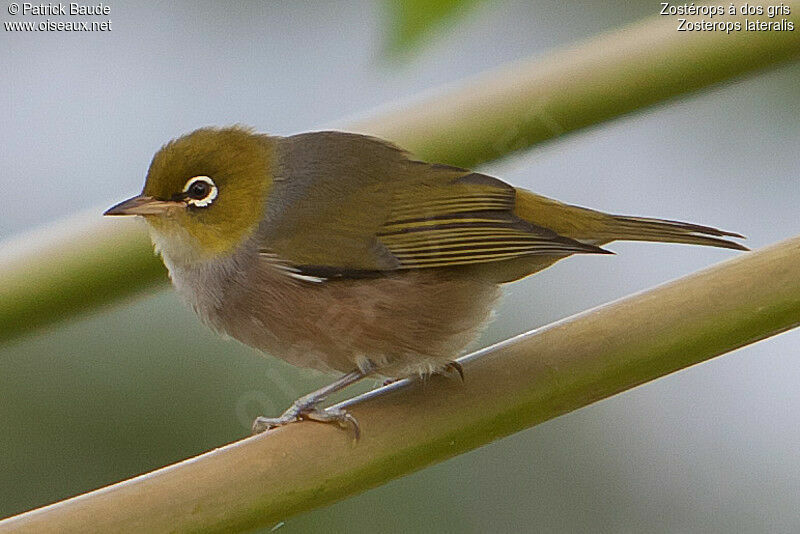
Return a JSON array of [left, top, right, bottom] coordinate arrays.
[[251, 413, 298, 434], [444, 361, 465, 382], [252, 406, 361, 441], [302, 407, 361, 441]]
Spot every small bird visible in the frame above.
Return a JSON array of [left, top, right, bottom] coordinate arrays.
[[105, 126, 746, 436]]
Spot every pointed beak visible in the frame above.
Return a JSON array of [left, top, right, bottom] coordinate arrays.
[[104, 195, 184, 216]]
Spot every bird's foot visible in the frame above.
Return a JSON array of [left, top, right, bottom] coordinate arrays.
[[252, 366, 372, 440], [251, 383, 362, 440]]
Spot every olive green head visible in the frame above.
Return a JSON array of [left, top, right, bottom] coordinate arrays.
[[105, 126, 275, 262]]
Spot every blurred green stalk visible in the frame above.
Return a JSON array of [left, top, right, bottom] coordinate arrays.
[[0, 215, 166, 342], [1, 5, 798, 343]]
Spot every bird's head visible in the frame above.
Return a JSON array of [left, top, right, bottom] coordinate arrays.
[[105, 126, 274, 264]]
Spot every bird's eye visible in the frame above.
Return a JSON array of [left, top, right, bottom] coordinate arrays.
[[182, 176, 218, 208]]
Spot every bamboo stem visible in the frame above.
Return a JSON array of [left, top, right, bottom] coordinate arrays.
[[2, 235, 799, 533], [349, 2, 800, 167]]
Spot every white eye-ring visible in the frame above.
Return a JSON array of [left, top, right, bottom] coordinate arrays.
[[183, 176, 218, 208]]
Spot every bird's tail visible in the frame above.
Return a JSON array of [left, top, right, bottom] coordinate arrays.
[[595, 214, 747, 250], [514, 189, 748, 251]]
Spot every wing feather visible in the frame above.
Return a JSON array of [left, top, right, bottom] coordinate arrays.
[[378, 177, 610, 269]]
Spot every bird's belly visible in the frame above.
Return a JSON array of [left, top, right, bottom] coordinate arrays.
[[207, 264, 502, 377]]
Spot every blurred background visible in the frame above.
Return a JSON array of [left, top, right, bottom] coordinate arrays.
[[2, 1, 799, 532]]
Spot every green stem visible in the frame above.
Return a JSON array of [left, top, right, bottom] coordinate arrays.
[[350, 3, 800, 168], [0, 215, 167, 343]]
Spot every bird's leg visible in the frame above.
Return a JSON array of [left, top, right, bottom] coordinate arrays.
[[252, 366, 370, 438]]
